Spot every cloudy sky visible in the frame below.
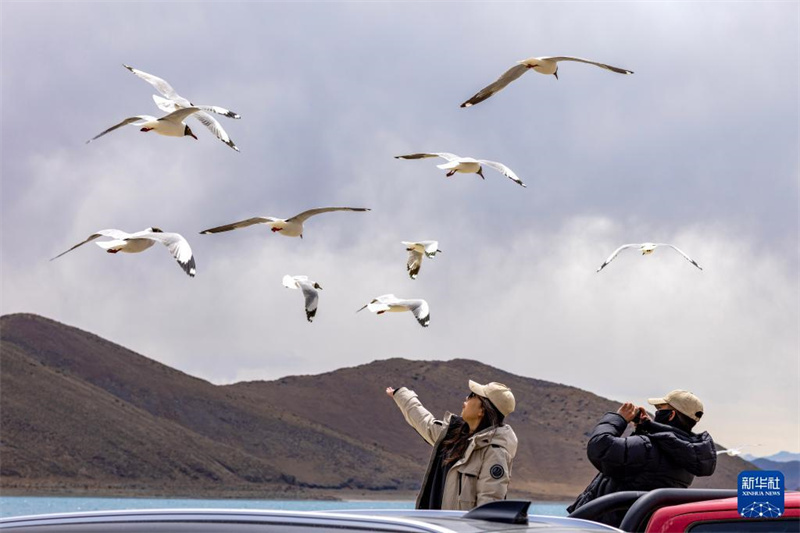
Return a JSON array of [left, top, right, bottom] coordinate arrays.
[[2, 2, 798, 457]]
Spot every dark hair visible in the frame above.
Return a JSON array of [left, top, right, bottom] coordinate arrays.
[[441, 396, 505, 465]]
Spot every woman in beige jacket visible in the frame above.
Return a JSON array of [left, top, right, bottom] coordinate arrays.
[[386, 380, 518, 510]]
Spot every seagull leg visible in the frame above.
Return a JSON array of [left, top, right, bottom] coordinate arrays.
[[140, 127, 153, 132], [106, 249, 120, 254], [446, 170, 456, 177], [271, 227, 282, 233]]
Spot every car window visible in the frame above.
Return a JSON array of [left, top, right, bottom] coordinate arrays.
[[689, 518, 800, 532]]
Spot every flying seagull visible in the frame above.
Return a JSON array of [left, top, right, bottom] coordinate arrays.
[[717, 444, 762, 457], [402, 241, 441, 279], [395, 153, 526, 187], [282, 275, 323, 322], [357, 294, 430, 328], [123, 64, 241, 119], [461, 56, 634, 108], [51, 227, 196, 277], [596, 243, 703, 273], [86, 107, 201, 144], [199, 207, 370, 239], [123, 64, 240, 152]]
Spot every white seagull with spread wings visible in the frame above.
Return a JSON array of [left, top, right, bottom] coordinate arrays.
[[357, 294, 430, 328], [199, 207, 370, 239], [87, 107, 202, 144], [596, 243, 703, 273], [395, 153, 526, 188], [282, 275, 323, 323], [461, 56, 633, 108], [51, 227, 196, 277], [402, 241, 441, 280], [123, 64, 240, 151]]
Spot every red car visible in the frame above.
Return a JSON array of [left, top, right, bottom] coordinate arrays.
[[570, 488, 800, 532], [644, 491, 800, 533]]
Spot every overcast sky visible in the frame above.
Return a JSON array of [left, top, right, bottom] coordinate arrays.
[[2, 2, 798, 458]]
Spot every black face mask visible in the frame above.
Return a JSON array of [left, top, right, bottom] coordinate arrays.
[[654, 409, 675, 424]]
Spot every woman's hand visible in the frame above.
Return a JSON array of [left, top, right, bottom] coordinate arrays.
[[385, 387, 396, 398]]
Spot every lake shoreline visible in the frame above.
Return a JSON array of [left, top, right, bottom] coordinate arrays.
[[0, 495, 572, 520], [0, 485, 569, 503]]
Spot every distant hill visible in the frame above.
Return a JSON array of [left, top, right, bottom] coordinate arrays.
[[0, 313, 746, 500], [763, 451, 800, 463], [743, 451, 800, 463], [748, 459, 800, 491]]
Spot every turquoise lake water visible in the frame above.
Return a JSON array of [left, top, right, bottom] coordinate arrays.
[[0, 496, 570, 519]]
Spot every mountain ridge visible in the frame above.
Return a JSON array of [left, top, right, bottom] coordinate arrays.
[[1, 312, 747, 499]]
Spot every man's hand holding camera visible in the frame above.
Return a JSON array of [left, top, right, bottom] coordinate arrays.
[[617, 402, 649, 425]]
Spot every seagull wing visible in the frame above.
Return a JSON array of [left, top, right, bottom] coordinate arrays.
[[132, 231, 196, 277], [282, 274, 300, 289], [659, 244, 703, 270], [86, 116, 156, 144], [597, 244, 639, 272], [151, 95, 240, 121], [406, 299, 430, 328], [123, 64, 188, 103], [395, 152, 460, 162], [193, 111, 239, 151], [50, 229, 130, 260], [199, 217, 278, 234], [296, 279, 320, 322], [406, 248, 424, 280], [542, 57, 634, 75], [358, 294, 397, 313], [286, 207, 370, 224], [479, 160, 527, 188], [152, 94, 180, 114], [159, 107, 201, 123], [420, 241, 440, 256], [460, 63, 529, 108], [193, 104, 241, 120]]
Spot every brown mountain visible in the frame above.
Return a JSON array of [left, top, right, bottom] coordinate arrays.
[[0, 313, 746, 500]]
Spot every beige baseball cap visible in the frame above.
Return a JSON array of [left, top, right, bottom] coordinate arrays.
[[469, 380, 515, 417], [648, 389, 704, 422]]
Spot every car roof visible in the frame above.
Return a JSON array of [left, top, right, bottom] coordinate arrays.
[[648, 490, 800, 514], [323, 509, 620, 531], [0, 508, 622, 533]]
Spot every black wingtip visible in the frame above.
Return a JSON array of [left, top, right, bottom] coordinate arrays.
[[181, 256, 197, 277]]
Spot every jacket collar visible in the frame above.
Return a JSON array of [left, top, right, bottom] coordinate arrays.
[[443, 416, 517, 468]]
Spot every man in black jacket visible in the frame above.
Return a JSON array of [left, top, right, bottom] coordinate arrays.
[[567, 389, 717, 527]]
